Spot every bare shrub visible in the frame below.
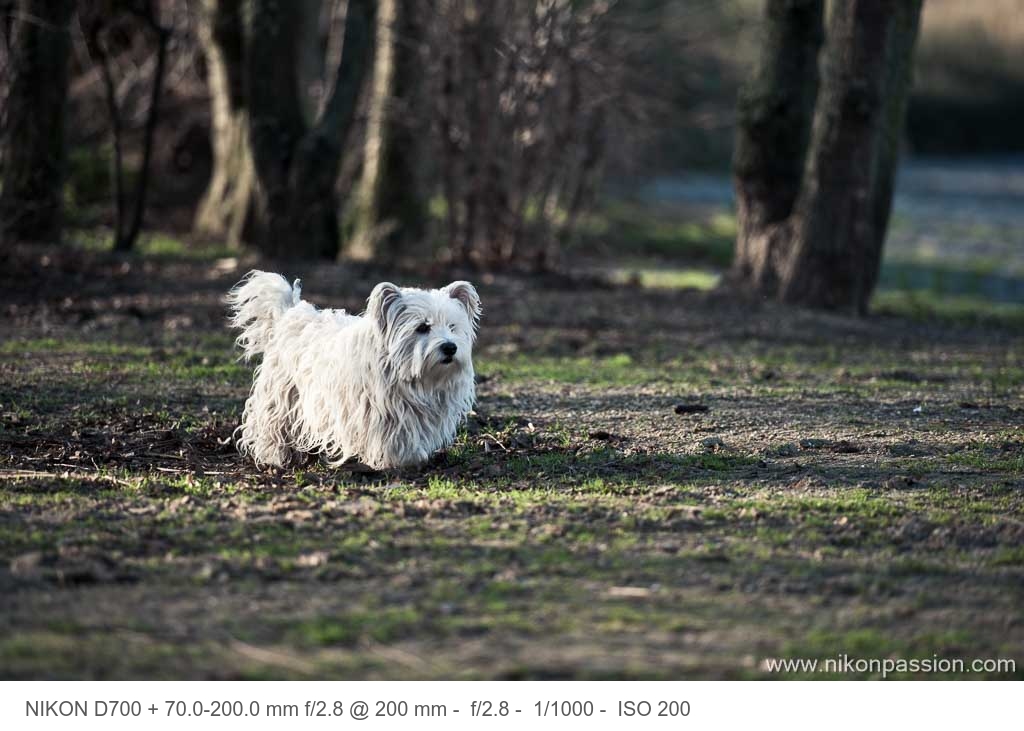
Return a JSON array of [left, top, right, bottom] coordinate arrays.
[[418, 0, 614, 268]]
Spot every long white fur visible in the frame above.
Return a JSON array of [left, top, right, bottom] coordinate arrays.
[[226, 270, 481, 470]]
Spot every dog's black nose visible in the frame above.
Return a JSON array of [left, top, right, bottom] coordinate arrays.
[[440, 342, 458, 357]]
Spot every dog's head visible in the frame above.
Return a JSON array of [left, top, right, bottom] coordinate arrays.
[[367, 280, 481, 383]]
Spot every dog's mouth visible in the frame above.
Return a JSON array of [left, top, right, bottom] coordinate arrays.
[[441, 356, 454, 365]]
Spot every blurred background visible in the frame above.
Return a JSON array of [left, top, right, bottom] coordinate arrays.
[[1, 0, 1023, 317]]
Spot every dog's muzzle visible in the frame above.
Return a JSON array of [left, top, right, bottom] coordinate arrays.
[[440, 341, 458, 364]]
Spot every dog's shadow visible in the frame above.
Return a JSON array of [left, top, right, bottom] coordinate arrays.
[[277, 450, 455, 484]]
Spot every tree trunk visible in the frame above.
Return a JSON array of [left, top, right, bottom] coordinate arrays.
[[348, 0, 397, 260], [1, 1, 14, 99], [248, 0, 376, 259], [295, 0, 324, 124], [729, 0, 923, 314], [349, 0, 427, 259], [779, 0, 923, 313], [863, 1, 924, 303], [0, 0, 75, 246], [374, 0, 428, 255], [730, 0, 824, 295], [193, 0, 255, 248]]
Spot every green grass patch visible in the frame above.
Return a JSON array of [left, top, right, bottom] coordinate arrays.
[[947, 449, 1024, 475], [575, 201, 736, 266], [606, 267, 721, 290], [990, 546, 1024, 567], [291, 608, 428, 647], [71, 229, 237, 261], [872, 289, 1024, 328]]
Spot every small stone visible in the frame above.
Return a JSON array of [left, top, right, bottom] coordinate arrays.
[[608, 586, 654, 598], [295, 551, 329, 568], [700, 437, 726, 452]]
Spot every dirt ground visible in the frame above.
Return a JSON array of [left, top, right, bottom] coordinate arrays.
[[1, 246, 1021, 679]]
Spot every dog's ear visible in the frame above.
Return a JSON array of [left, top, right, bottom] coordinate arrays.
[[444, 281, 482, 326], [367, 282, 403, 333]]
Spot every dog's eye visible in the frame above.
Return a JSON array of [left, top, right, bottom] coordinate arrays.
[[416, 323, 431, 334]]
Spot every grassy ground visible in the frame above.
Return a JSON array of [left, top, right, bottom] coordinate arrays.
[[1, 245, 1021, 680]]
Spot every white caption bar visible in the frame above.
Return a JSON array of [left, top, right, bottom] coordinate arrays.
[[0, 681, 1016, 731]]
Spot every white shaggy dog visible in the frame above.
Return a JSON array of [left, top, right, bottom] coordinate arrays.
[[227, 271, 481, 470]]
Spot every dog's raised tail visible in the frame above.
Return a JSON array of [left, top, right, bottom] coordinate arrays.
[[227, 270, 302, 360]]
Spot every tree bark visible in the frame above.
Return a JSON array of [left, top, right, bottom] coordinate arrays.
[[374, 0, 428, 255], [779, 0, 923, 312], [193, 0, 255, 248], [295, 0, 324, 124], [348, 0, 396, 260], [730, 0, 824, 295], [248, 0, 377, 259], [0, 0, 75, 246], [863, 1, 923, 304], [729, 0, 923, 314], [350, 0, 427, 259]]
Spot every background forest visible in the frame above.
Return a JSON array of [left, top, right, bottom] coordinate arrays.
[[3, 0, 1023, 294]]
